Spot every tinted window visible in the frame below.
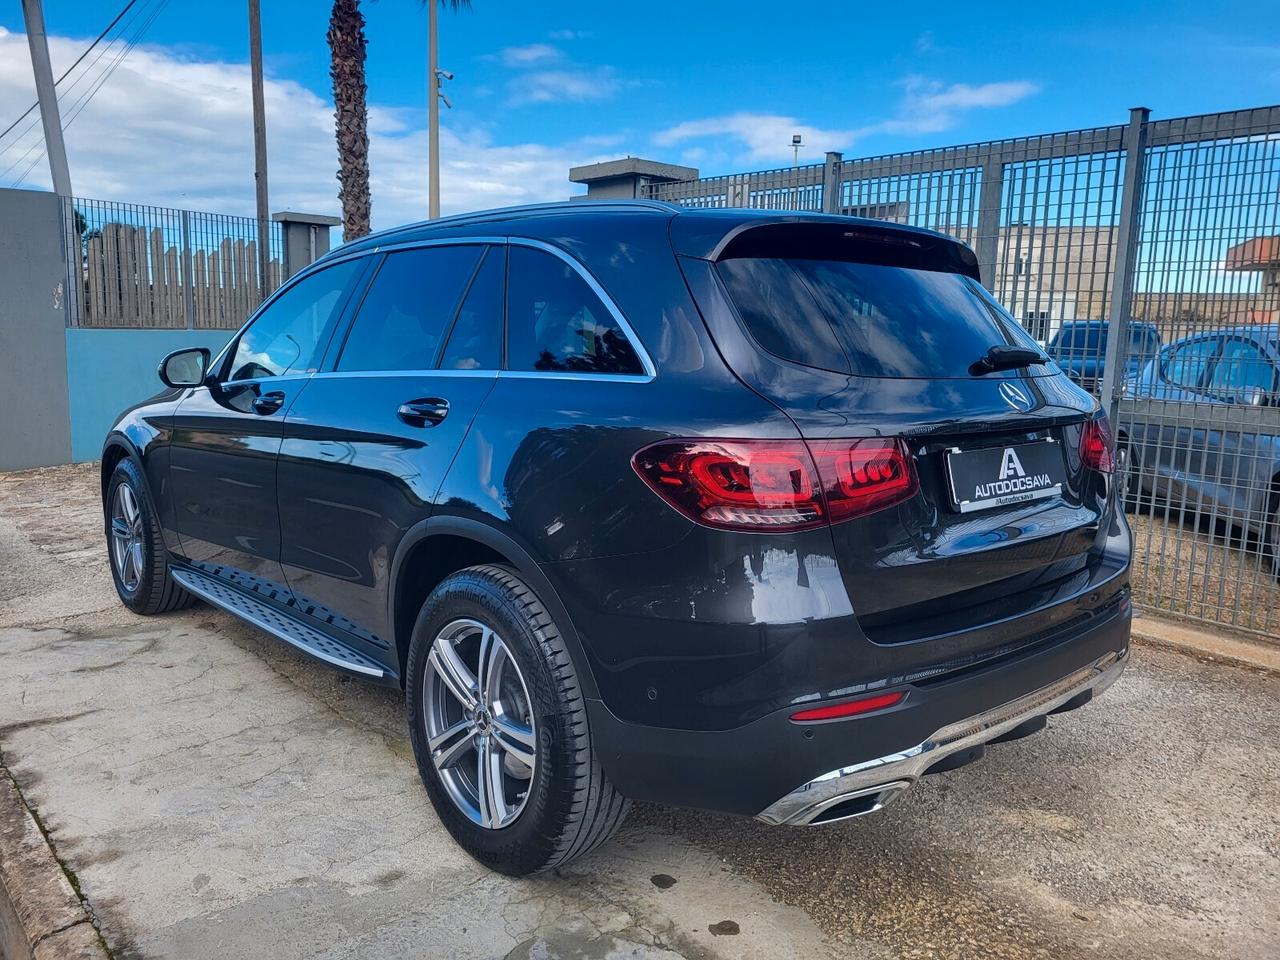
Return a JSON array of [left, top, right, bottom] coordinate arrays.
[[440, 246, 503, 371], [228, 259, 362, 381], [1163, 338, 1218, 390], [1210, 339, 1274, 394], [717, 258, 1030, 378], [337, 246, 481, 372], [506, 246, 643, 375]]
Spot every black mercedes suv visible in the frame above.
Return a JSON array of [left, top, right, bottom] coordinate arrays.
[[101, 202, 1131, 876]]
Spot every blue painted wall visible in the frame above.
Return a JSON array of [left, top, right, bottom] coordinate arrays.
[[65, 328, 233, 462]]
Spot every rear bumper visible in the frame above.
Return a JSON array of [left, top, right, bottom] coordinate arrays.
[[586, 588, 1131, 817], [757, 645, 1126, 825]]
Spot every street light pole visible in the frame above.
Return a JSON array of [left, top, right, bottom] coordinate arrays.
[[247, 0, 272, 295], [21, 0, 72, 196], [428, 0, 440, 219]]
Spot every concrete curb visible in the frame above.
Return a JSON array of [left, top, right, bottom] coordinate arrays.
[[0, 773, 109, 960], [1132, 613, 1280, 675]]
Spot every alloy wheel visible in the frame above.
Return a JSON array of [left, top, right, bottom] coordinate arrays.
[[423, 618, 538, 829], [109, 483, 145, 593]]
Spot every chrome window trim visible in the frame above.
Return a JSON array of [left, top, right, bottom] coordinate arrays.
[[499, 370, 653, 384], [310, 368, 495, 380], [307, 368, 653, 384], [300, 235, 657, 383]]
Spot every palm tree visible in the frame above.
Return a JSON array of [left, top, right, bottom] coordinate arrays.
[[328, 0, 371, 239], [327, 0, 471, 239]]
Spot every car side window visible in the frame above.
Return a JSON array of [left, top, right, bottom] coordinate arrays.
[[505, 246, 643, 375], [1209, 339, 1274, 396], [439, 246, 503, 371], [337, 246, 482, 372], [227, 259, 363, 381], [1162, 338, 1218, 391]]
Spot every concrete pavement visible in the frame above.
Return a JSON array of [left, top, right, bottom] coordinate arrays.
[[1, 463, 1277, 960]]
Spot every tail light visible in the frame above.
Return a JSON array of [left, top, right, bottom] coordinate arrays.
[[631, 437, 918, 532], [808, 438, 918, 522], [1080, 415, 1114, 474], [790, 690, 906, 722]]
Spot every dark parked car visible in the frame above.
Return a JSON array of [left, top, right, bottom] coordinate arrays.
[[101, 202, 1132, 876], [1118, 326, 1280, 576], [1047, 319, 1162, 393]]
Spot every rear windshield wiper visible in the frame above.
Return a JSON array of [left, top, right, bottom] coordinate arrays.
[[969, 345, 1049, 376]]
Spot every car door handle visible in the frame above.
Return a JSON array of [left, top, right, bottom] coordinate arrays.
[[397, 398, 450, 427], [252, 391, 286, 415]]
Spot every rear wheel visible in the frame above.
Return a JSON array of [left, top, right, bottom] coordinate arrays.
[[105, 458, 194, 614], [406, 564, 630, 876], [1267, 490, 1280, 582], [1115, 440, 1142, 513]]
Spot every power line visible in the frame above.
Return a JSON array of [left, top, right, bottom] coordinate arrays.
[[0, 0, 157, 169], [0, 0, 140, 144], [6, 0, 169, 186]]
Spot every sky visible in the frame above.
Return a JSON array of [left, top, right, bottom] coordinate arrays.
[[1, 0, 1278, 229]]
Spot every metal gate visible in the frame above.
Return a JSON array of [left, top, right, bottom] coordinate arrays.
[[645, 106, 1280, 638]]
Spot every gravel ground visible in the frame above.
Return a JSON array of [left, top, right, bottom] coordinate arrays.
[[1129, 510, 1280, 637], [2, 462, 1278, 960]]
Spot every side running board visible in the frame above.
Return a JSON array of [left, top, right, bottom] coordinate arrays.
[[170, 567, 387, 679]]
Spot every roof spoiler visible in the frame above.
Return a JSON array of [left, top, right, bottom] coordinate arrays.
[[675, 217, 981, 282]]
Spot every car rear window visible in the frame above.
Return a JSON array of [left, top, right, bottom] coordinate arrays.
[[1050, 326, 1104, 355], [717, 257, 1041, 379]]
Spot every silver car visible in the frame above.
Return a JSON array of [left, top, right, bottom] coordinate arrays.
[[1119, 325, 1280, 578]]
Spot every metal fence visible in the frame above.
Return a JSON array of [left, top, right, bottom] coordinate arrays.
[[646, 105, 1280, 639], [65, 197, 284, 329]]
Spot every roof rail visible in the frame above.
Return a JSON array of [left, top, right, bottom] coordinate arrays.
[[346, 198, 683, 249]]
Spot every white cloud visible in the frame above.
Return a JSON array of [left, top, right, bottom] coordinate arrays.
[[0, 28, 610, 228], [498, 43, 560, 67], [507, 68, 620, 106], [654, 113, 855, 164], [877, 77, 1040, 134], [653, 76, 1039, 164], [548, 29, 589, 41]]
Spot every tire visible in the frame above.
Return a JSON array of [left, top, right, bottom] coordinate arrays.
[[1115, 440, 1142, 514], [105, 458, 194, 615], [1268, 489, 1280, 583], [406, 564, 630, 876]]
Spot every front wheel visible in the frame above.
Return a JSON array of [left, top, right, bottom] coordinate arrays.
[[105, 458, 193, 615], [406, 564, 630, 876]]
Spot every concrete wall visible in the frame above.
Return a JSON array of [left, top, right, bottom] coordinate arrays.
[[64, 328, 233, 462], [0, 189, 72, 470]]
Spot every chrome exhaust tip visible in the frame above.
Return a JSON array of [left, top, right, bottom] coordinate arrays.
[[785, 780, 912, 827]]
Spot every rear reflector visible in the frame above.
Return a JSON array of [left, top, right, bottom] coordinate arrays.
[[632, 437, 918, 533], [1080, 416, 1115, 474], [790, 690, 906, 722]]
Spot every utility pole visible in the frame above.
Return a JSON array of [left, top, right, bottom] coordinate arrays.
[[21, 0, 72, 196], [427, 0, 440, 219], [248, 0, 273, 295]]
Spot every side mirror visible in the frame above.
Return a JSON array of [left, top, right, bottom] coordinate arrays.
[[158, 347, 211, 388]]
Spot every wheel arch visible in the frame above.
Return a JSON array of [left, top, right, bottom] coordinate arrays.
[[100, 435, 138, 503], [388, 516, 600, 699]]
